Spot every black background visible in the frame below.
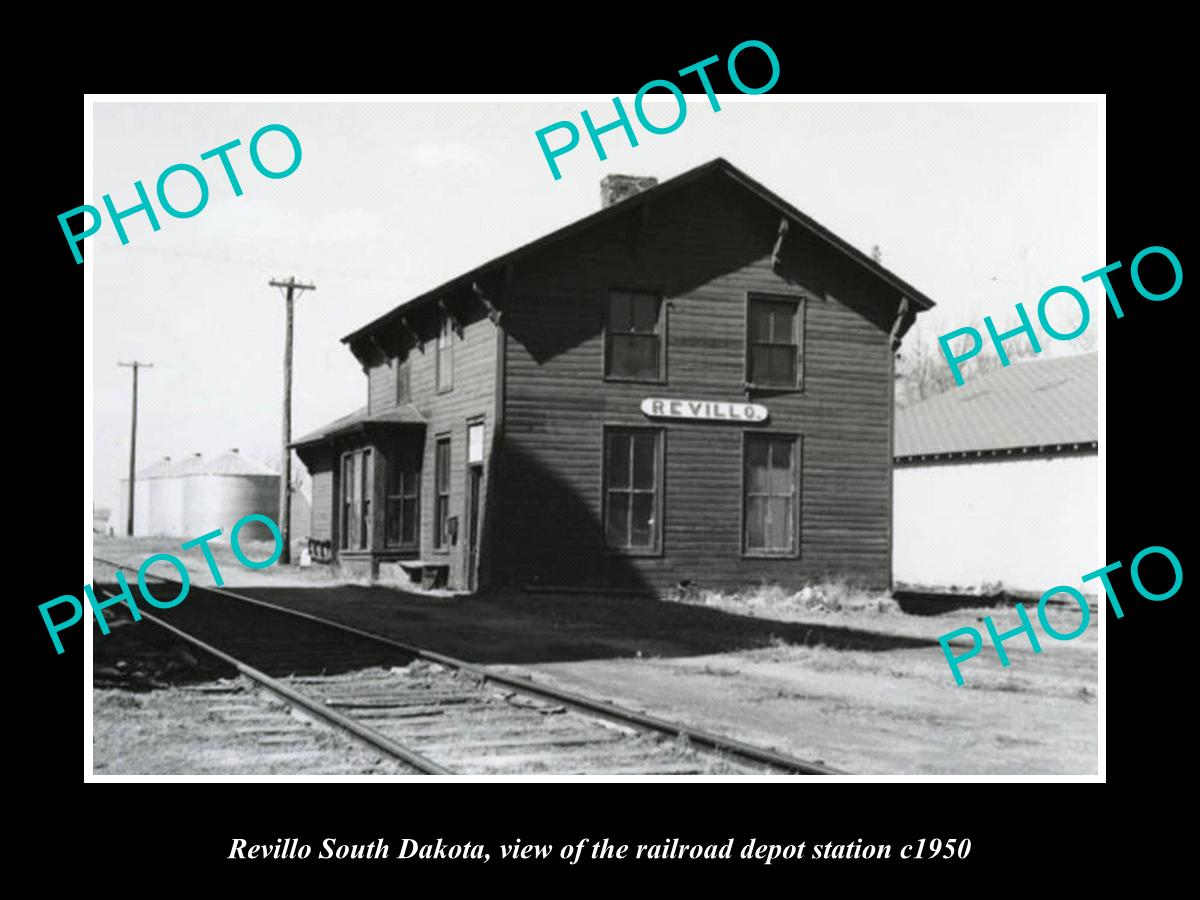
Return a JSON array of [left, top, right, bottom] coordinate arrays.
[[19, 23, 1188, 886]]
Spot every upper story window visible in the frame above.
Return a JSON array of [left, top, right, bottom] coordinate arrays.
[[747, 295, 804, 389], [396, 355, 411, 404], [605, 290, 664, 382], [436, 311, 454, 393]]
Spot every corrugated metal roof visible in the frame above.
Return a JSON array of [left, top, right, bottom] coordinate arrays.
[[172, 453, 209, 477], [895, 352, 1097, 458], [133, 456, 176, 480], [291, 403, 427, 448], [200, 450, 278, 477], [132, 451, 279, 479]]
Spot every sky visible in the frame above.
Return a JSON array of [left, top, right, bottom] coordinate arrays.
[[91, 98, 1100, 510]]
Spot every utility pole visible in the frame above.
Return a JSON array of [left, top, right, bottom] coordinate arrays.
[[117, 361, 153, 536], [269, 276, 316, 565]]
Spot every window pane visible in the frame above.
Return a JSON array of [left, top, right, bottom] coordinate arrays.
[[630, 493, 654, 547], [385, 498, 400, 546], [435, 498, 447, 548], [402, 498, 418, 544], [745, 496, 766, 549], [750, 303, 772, 342], [611, 334, 658, 379], [468, 423, 484, 464], [766, 497, 791, 550], [606, 492, 630, 547], [770, 304, 795, 342], [632, 434, 656, 489], [769, 346, 796, 385], [770, 439, 793, 495], [606, 433, 631, 489], [746, 437, 770, 492], [750, 346, 773, 384], [385, 454, 397, 496], [630, 294, 659, 332], [396, 361, 409, 403], [608, 293, 632, 332], [436, 440, 450, 491]]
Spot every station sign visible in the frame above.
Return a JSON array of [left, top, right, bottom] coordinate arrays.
[[640, 398, 769, 423]]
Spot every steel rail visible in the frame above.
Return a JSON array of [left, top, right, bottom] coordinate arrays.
[[94, 555, 843, 775], [97, 587, 452, 775]]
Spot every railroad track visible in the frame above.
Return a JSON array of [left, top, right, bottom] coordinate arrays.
[[93, 555, 842, 776]]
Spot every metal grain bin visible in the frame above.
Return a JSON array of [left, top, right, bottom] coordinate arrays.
[[113, 455, 173, 536], [181, 449, 280, 543], [151, 452, 205, 536]]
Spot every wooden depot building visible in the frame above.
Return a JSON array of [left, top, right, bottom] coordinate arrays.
[[293, 158, 935, 593]]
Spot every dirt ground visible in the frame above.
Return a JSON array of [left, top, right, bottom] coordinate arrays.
[[90, 535, 1099, 775], [93, 533, 347, 589], [503, 608, 1097, 775]]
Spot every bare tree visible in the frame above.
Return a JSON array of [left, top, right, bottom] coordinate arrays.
[[1075, 323, 1098, 352], [895, 311, 1042, 407]]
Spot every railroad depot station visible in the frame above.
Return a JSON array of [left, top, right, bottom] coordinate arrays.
[[293, 159, 936, 593]]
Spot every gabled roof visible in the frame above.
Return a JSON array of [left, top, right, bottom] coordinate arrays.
[[895, 352, 1098, 460], [291, 403, 427, 449], [341, 157, 936, 347]]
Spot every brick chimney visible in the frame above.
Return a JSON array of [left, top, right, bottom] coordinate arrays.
[[601, 174, 658, 208]]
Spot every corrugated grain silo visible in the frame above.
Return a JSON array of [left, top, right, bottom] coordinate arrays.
[[151, 452, 204, 536], [114, 455, 173, 536], [182, 449, 280, 541]]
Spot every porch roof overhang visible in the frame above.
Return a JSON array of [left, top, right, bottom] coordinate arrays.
[[290, 403, 427, 451]]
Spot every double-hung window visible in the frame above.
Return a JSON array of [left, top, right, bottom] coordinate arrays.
[[340, 448, 373, 551], [605, 290, 663, 381], [604, 428, 663, 553], [743, 434, 799, 557], [436, 312, 454, 393], [384, 446, 420, 550], [747, 295, 803, 389], [396, 355, 411, 404]]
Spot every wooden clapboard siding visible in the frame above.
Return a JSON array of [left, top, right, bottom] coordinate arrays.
[[495, 172, 897, 591], [362, 301, 496, 587]]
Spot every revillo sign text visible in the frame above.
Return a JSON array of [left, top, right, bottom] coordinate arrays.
[[641, 398, 769, 423]]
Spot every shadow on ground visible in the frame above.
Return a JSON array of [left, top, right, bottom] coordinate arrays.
[[218, 584, 939, 665], [893, 589, 1018, 616]]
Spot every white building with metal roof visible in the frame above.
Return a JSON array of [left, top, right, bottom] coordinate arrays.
[[893, 352, 1098, 593]]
